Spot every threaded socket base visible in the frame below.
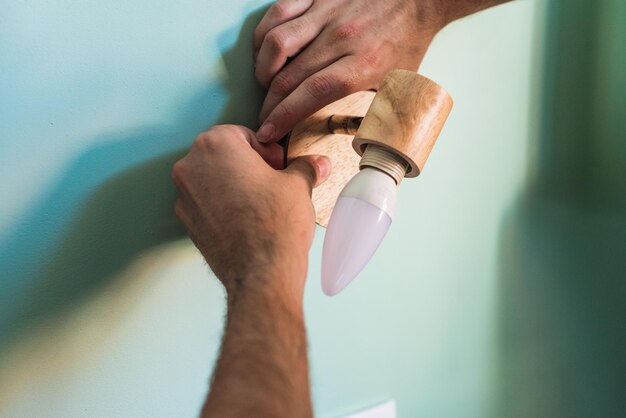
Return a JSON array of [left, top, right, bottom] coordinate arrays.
[[359, 145, 408, 185]]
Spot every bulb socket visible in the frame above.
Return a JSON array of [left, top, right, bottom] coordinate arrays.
[[359, 145, 408, 185]]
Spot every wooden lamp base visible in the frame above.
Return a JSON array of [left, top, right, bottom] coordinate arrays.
[[286, 70, 453, 228], [286, 91, 376, 227]]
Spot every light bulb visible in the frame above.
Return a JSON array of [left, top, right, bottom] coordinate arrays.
[[321, 145, 407, 296]]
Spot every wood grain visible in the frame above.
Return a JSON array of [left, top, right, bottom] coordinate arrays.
[[352, 70, 453, 177], [287, 91, 375, 227]]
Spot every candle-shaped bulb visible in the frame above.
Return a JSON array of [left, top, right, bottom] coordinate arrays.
[[321, 145, 407, 296]]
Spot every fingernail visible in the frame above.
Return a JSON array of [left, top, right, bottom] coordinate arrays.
[[315, 156, 331, 181], [257, 122, 275, 143]]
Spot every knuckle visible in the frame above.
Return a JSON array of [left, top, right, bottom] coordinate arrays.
[[207, 125, 244, 146], [171, 160, 186, 186], [305, 74, 337, 99], [213, 124, 241, 137], [194, 131, 210, 144], [193, 131, 220, 152], [332, 23, 359, 42], [339, 70, 360, 93], [270, 71, 295, 96], [193, 131, 211, 147], [270, 1, 291, 19], [266, 28, 288, 53]]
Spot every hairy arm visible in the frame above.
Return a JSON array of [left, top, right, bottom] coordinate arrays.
[[172, 125, 329, 418], [437, 0, 513, 26], [201, 273, 312, 418]]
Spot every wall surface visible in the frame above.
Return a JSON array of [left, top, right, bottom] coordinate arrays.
[[1, 0, 622, 417], [494, 1, 626, 416]]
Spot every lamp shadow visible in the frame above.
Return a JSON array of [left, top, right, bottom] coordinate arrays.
[[0, 7, 268, 354]]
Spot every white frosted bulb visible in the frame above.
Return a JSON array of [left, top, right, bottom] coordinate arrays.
[[321, 167, 398, 296]]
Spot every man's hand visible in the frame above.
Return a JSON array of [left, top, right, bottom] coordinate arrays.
[[172, 124, 330, 298], [253, 0, 444, 143], [173, 125, 330, 417], [253, 0, 511, 143]]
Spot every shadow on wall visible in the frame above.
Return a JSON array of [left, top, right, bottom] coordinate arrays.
[[0, 7, 268, 354], [494, 0, 626, 416]]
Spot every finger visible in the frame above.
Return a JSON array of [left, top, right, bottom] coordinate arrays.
[[250, 138, 286, 169], [217, 124, 257, 146], [192, 125, 255, 153], [259, 33, 347, 122], [208, 125, 285, 169], [257, 55, 373, 143], [284, 155, 331, 193], [255, 14, 324, 88], [259, 20, 381, 121], [253, 0, 314, 61]]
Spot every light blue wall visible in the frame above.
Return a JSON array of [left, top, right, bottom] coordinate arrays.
[[1, 2, 270, 416], [494, 1, 626, 416], [6, 1, 620, 417], [0, 0, 267, 347]]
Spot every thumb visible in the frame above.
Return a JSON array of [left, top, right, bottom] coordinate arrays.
[[284, 155, 332, 192]]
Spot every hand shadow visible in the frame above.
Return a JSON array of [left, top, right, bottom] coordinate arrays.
[[0, 6, 269, 354]]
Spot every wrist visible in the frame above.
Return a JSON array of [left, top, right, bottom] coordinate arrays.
[[417, 0, 450, 35], [429, 0, 511, 27], [225, 255, 308, 316]]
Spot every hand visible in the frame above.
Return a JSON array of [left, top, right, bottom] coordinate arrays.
[[253, 0, 444, 143], [175, 126, 327, 417], [172, 125, 331, 298]]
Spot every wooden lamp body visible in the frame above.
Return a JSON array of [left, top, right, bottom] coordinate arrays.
[[286, 70, 453, 227]]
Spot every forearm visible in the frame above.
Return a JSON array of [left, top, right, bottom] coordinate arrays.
[[202, 270, 312, 418], [434, 0, 513, 26]]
